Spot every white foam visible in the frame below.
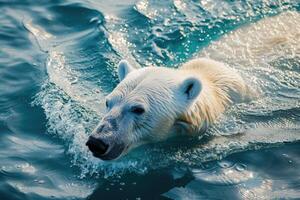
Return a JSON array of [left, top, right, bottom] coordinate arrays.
[[199, 11, 300, 68], [199, 11, 300, 136]]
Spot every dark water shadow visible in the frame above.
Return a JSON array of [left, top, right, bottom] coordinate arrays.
[[87, 169, 194, 200]]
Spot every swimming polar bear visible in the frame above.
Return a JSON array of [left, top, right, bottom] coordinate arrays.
[[86, 11, 299, 160], [86, 58, 248, 160]]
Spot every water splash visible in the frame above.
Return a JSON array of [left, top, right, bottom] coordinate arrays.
[[200, 11, 300, 137]]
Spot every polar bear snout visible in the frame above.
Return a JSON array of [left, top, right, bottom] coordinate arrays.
[[86, 134, 126, 160], [86, 135, 109, 156], [86, 117, 126, 160]]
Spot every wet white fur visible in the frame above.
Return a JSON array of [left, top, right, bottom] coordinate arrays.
[[106, 58, 247, 148]]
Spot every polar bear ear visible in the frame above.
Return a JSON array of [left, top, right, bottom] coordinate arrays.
[[179, 77, 202, 101], [117, 60, 135, 81]]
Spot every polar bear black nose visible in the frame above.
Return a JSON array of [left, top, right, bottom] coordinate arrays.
[[86, 135, 109, 155]]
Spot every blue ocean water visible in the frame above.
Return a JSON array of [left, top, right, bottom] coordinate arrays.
[[0, 0, 299, 199]]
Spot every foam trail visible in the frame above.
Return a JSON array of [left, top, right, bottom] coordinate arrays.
[[25, 20, 105, 113], [199, 11, 300, 68], [198, 11, 300, 136], [25, 20, 107, 175], [46, 50, 105, 114]]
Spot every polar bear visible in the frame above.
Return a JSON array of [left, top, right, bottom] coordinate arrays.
[[86, 58, 248, 160]]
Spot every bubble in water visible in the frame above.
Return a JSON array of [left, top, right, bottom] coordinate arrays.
[[34, 179, 45, 184], [218, 161, 233, 168], [69, 76, 78, 85], [235, 163, 247, 171]]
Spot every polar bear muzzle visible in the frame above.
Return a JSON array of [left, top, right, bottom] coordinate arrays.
[[86, 134, 126, 160], [86, 119, 126, 160]]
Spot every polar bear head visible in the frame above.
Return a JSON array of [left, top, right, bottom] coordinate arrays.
[[86, 60, 202, 160]]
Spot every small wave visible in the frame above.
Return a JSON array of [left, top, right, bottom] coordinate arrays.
[[23, 20, 55, 52], [192, 161, 254, 185]]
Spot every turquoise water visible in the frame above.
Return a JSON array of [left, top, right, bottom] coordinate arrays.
[[0, 0, 300, 199]]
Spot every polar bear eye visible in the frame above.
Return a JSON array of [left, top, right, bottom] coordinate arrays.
[[131, 106, 145, 115], [105, 100, 109, 108]]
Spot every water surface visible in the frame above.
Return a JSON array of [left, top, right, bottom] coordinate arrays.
[[0, 0, 299, 199]]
